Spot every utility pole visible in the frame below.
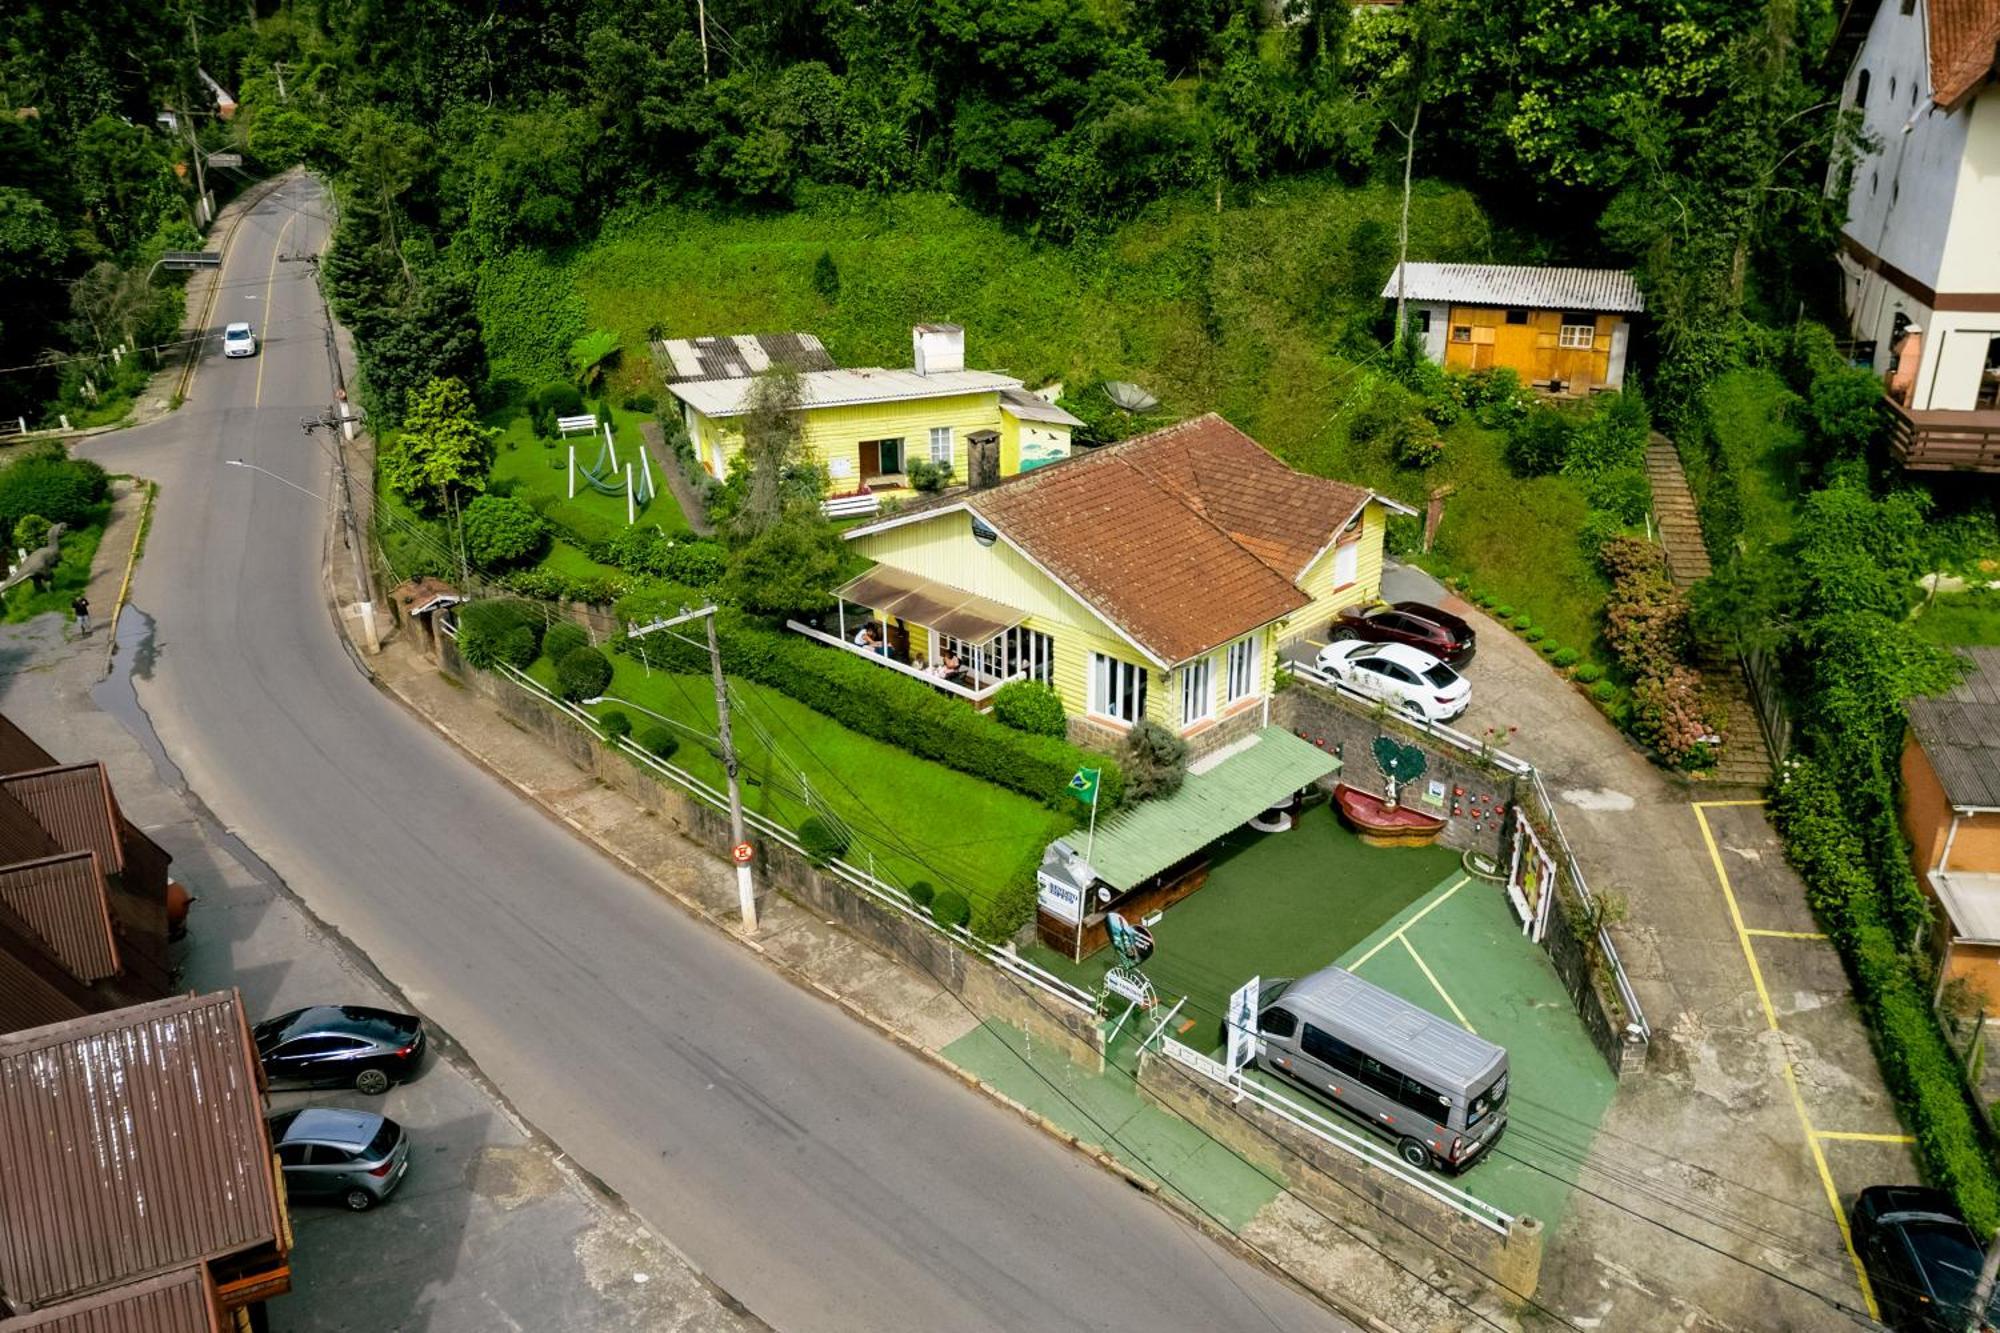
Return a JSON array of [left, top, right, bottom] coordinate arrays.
[[628, 606, 755, 930], [273, 63, 288, 102], [697, 0, 711, 82], [1967, 1227, 2000, 1333]]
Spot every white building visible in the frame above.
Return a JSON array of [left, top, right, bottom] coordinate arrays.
[[1834, 0, 2000, 466]]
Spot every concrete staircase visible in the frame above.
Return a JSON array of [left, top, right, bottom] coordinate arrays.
[[1646, 435, 1773, 791]]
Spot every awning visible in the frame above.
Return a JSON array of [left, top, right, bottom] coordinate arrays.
[[1073, 728, 1340, 892], [835, 565, 1028, 644]]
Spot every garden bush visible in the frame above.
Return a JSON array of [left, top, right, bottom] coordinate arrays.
[[1590, 678, 1619, 703], [930, 888, 970, 930], [907, 459, 954, 493], [543, 621, 590, 664], [1629, 665, 1712, 767], [907, 880, 935, 909], [992, 681, 1067, 737], [1493, 604, 1515, 620], [638, 725, 680, 760], [970, 875, 1036, 941], [1473, 591, 1496, 608], [1503, 405, 1574, 476], [462, 493, 550, 568], [1511, 614, 1533, 631], [1525, 626, 1546, 643], [800, 815, 851, 866], [610, 606, 1126, 810], [531, 381, 584, 436], [1552, 648, 1580, 669], [1124, 719, 1188, 801], [503, 568, 626, 604], [0, 450, 110, 538], [556, 645, 613, 701], [11, 513, 50, 550], [1585, 467, 1653, 526], [455, 599, 544, 669], [622, 393, 657, 413], [601, 710, 632, 740]]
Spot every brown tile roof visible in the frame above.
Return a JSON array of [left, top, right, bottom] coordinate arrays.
[[1930, 0, 2000, 107], [1, 1264, 220, 1333], [0, 992, 283, 1309], [0, 852, 118, 983], [0, 766, 124, 875], [963, 415, 1373, 665], [0, 714, 60, 777]]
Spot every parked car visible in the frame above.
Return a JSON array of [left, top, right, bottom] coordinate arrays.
[[223, 322, 257, 357], [1853, 1185, 2000, 1332], [1314, 640, 1471, 724], [1329, 602, 1476, 667], [268, 1107, 411, 1211], [253, 1005, 426, 1094]]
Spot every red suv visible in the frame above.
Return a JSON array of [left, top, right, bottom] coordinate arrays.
[[1329, 602, 1476, 668]]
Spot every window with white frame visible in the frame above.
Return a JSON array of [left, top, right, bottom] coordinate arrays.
[[935, 625, 1053, 687], [1558, 321, 1596, 349], [1225, 636, 1256, 703], [929, 426, 953, 465], [1091, 653, 1147, 725], [1180, 658, 1214, 727], [1332, 541, 1359, 588]]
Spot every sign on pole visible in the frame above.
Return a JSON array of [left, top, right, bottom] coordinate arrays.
[[207, 152, 244, 168], [160, 250, 222, 270], [1225, 976, 1260, 1079], [731, 842, 754, 865]]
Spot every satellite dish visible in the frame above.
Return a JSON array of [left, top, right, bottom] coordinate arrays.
[[1103, 381, 1159, 414]]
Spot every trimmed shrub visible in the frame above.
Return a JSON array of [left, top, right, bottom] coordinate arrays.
[[907, 880, 936, 909], [622, 393, 657, 413], [907, 458, 954, 493], [800, 815, 850, 867], [462, 494, 549, 568], [1473, 590, 1496, 608], [1511, 614, 1533, 631], [455, 599, 544, 669], [556, 645, 613, 701], [609, 608, 1126, 810], [638, 725, 679, 760], [992, 680, 1067, 737], [601, 710, 632, 740], [1524, 626, 1546, 642], [930, 888, 970, 930], [1494, 604, 1515, 620], [12, 513, 51, 550], [971, 875, 1036, 941], [1590, 678, 1619, 703], [543, 622, 590, 664], [0, 452, 109, 537], [1574, 662, 1604, 684], [1552, 648, 1581, 669], [532, 381, 584, 436]]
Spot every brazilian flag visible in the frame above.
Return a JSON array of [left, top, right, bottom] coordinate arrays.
[[1068, 767, 1100, 806]]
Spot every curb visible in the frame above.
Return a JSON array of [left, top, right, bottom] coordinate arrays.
[[98, 481, 155, 679]]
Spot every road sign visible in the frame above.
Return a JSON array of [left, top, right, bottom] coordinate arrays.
[[160, 250, 222, 270], [207, 152, 243, 168], [731, 842, 754, 865]]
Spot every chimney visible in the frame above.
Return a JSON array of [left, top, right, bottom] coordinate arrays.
[[913, 324, 965, 376]]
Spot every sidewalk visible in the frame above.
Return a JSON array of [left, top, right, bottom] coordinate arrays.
[[0, 614, 764, 1332]]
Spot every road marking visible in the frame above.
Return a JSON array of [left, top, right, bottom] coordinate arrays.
[[1815, 1130, 1917, 1145], [1398, 934, 1476, 1033], [1744, 928, 1829, 941], [1694, 803, 1880, 1319], [1693, 798, 1771, 808], [253, 211, 299, 409], [1348, 875, 1472, 971]]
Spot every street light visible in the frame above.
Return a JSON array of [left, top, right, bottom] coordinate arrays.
[[223, 458, 379, 650], [223, 458, 325, 502]]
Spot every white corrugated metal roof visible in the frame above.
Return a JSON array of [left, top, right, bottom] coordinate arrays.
[[998, 387, 1083, 427], [1380, 262, 1646, 313], [668, 367, 1021, 419]]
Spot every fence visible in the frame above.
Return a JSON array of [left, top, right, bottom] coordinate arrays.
[[1741, 644, 1793, 763]]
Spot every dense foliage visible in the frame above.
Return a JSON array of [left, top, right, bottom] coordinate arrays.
[[991, 681, 1068, 738], [0, 446, 110, 538], [455, 598, 544, 670], [460, 494, 549, 568]]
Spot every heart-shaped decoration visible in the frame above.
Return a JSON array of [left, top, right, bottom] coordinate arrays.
[[1371, 735, 1427, 785]]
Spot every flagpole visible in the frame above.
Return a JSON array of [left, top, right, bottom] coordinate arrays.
[[1084, 767, 1101, 865]]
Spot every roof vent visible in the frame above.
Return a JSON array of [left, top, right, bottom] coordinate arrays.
[[913, 324, 965, 376]]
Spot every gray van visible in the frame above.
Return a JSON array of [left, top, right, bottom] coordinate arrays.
[[1250, 966, 1508, 1172]]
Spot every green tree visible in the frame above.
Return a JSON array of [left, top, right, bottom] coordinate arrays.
[[460, 494, 549, 568], [568, 329, 621, 390], [728, 368, 816, 540], [382, 378, 497, 514], [721, 518, 846, 618]]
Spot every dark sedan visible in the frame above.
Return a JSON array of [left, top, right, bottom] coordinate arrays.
[[1853, 1184, 2000, 1331], [253, 1005, 426, 1095], [1329, 601, 1476, 667]]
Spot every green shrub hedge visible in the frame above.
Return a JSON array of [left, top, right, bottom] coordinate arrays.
[[930, 888, 970, 930], [1574, 662, 1603, 684], [543, 622, 589, 664], [601, 710, 632, 740], [0, 447, 109, 537], [1494, 605, 1515, 620], [556, 645, 613, 701], [637, 725, 679, 759], [613, 611, 1125, 811], [907, 880, 936, 909], [1552, 648, 1580, 669], [801, 815, 851, 866], [991, 680, 1067, 737], [970, 877, 1034, 942], [456, 599, 544, 669]]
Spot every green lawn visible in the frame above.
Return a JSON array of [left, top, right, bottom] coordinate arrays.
[[1706, 368, 1803, 554], [1914, 588, 2000, 646], [535, 647, 1072, 906], [487, 403, 689, 546], [1, 507, 107, 624]]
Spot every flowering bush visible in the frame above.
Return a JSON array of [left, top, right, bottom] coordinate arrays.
[[1598, 536, 1716, 764], [1629, 666, 1717, 768]]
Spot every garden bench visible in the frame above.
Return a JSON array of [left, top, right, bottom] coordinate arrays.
[[822, 491, 881, 520], [556, 413, 599, 436]]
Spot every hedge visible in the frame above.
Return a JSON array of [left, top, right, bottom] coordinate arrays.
[[556, 645, 613, 701], [615, 612, 1126, 811], [801, 815, 850, 866], [456, 599, 544, 669], [543, 621, 589, 664]]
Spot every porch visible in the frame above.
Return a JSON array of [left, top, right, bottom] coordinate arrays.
[[1887, 399, 2000, 472]]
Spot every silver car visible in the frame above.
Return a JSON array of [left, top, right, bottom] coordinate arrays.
[[268, 1106, 411, 1211]]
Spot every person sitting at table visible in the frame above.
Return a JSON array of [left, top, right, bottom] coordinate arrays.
[[854, 622, 883, 653], [939, 648, 964, 682]]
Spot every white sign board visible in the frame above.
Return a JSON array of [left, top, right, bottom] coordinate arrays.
[[828, 458, 852, 479], [1163, 1039, 1229, 1084], [1036, 871, 1082, 924], [1225, 976, 1260, 1077], [1105, 970, 1150, 1006], [207, 152, 244, 168]]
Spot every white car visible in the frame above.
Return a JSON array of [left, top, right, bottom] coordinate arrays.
[[1314, 640, 1471, 724], [223, 322, 257, 357]]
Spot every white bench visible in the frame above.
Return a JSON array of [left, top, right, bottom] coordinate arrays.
[[821, 491, 881, 520], [556, 413, 599, 437]]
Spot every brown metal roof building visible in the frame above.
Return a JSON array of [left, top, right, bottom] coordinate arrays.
[[1, 1265, 221, 1333], [0, 992, 290, 1321]]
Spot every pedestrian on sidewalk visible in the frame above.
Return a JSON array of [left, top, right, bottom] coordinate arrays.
[[71, 594, 90, 637]]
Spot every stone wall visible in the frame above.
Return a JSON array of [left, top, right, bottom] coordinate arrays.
[[1138, 1050, 1544, 1302], [1271, 686, 1515, 861], [438, 637, 1103, 1071]]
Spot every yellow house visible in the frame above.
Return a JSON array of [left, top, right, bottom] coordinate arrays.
[[661, 325, 1081, 497], [1382, 262, 1644, 394], [815, 414, 1411, 758]]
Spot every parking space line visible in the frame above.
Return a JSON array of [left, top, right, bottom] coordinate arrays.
[[1815, 1130, 1917, 1145], [1348, 876, 1473, 971], [253, 212, 298, 408], [1694, 799, 1773, 808], [1744, 928, 1829, 941], [1398, 935, 1476, 1034], [1693, 803, 1880, 1319]]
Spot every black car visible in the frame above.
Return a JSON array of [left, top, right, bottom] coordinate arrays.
[[1329, 601, 1477, 668], [1853, 1185, 2000, 1331], [253, 1005, 426, 1095]]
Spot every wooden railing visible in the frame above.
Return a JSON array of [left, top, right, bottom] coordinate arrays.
[[1886, 399, 2000, 472], [785, 619, 1020, 704]]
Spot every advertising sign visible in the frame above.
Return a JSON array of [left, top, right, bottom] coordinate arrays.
[[1508, 808, 1557, 942], [1225, 976, 1260, 1078], [1164, 1039, 1229, 1083], [1036, 871, 1082, 924]]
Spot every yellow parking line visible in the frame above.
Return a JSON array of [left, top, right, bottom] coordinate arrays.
[[1694, 804, 1880, 1319], [1694, 798, 1771, 808], [1400, 935, 1476, 1033], [252, 212, 298, 408], [1349, 876, 1472, 971], [1815, 1131, 1917, 1145], [1744, 928, 1829, 941]]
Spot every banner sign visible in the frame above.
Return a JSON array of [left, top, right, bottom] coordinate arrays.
[[1036, 871, 1082, 924], [1225, 976, 1260, 1077], [1163, 1039, 1229, 1084], [1508, 808, 1557, 943]]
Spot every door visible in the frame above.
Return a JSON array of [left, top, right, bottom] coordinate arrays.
[[305, 1144, 358, 1195], [276, 1142, 320, 1195], [858, 440, 881, 479], [886, 619, 910, 662]]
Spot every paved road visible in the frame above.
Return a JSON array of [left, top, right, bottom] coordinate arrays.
[[81, 177, 1352, 1333]]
